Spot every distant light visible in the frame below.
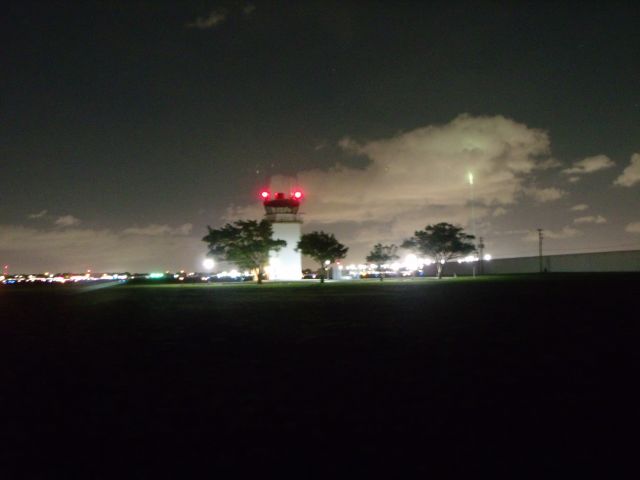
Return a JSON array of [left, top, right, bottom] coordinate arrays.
[[260, 190, 270, 199], [404, 254, 418, 270], [203, 258, 215, 270], [148, 272, 164, 279], [468, 172, 474, 185], [324, 260, 331, 265], [293, 190, 303, 199], [483, 254, 492, 261]]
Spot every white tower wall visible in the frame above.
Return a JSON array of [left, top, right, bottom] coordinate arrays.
[[269, 222, 302, 280]]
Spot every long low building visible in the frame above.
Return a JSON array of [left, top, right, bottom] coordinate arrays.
[[486, 249, 640, 274], [432, 249, 640, 276]]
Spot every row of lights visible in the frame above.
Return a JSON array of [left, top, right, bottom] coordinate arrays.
[[260, 190, 304, 200]]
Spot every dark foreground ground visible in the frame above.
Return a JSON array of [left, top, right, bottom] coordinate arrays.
[[1, 274, 638, 477]]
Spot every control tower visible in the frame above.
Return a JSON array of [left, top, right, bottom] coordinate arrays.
[[261, 190, 303, 280]]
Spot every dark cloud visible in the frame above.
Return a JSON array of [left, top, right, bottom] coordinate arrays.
[[186, 10, 227, 29]]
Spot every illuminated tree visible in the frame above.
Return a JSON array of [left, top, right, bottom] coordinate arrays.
[[366, 243, 399, 281], [297, 231, 348, 283], [202, 220, 286, 284], [402, 223, 475, 279]]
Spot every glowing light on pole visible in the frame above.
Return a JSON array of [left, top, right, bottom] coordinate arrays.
[[404, 254, 418, 271], [203, 258, 215, 270]]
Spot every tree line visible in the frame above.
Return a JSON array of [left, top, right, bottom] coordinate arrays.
[[203, 220, 475, 283]]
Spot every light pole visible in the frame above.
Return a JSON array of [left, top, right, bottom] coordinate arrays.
[[468, 172, 477, 277], [478, 236, 485, 275], [537, 229, 544, 273]]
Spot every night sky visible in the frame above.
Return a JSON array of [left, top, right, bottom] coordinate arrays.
[[2, 1, 639, 272]]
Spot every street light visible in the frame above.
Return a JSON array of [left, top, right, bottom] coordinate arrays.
[[203, 258, 215, 270]]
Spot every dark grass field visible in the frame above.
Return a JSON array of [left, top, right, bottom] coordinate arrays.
[[1, 274, 639, 477]]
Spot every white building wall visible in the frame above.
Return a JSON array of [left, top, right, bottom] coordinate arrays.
[[268, 222, 302, 280]]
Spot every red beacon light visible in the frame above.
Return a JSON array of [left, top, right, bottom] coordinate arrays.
[[260, 190, 270, 200], [292, 190, 303, 200]]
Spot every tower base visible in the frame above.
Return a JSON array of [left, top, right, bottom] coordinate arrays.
[[268, 222, 302, 280]]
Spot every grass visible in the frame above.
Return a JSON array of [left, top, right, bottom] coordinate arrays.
[[1, 273, 638, 476]]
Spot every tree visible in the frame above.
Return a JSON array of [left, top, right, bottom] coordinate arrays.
[[297, 231, 348, 283], [402, 223, 475, 279], [365, 243, 399, 281], [202, 219, 286, 284]]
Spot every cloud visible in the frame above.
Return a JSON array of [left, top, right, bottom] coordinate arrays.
[[243, 4, 256, 15], [495, 229, 530, 235], [122, 223, 193, 236], [523, 227, 581, 242], [626, 222, 640, 234], [562, 154, 615, 175], [54, 215, 81, 227], [231, 114, 559, 259], [525, 187, 566, 203], [570, 204, 589, 211], [27, 210, 48, 219], [567, 176, 580, 183], [186, 10, 228, 29], [573, 215, 607, 224], [243, 114, 552, 221], [614, 153, 640, 187], [492, 207, 508, 217], [0, 223, 203, 272]]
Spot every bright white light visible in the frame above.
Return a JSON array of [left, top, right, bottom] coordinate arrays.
[[483, 254, 492, 261], [468, 172, 474, 185], [324, 260, 331, 266], [203, 258, 215, 270], [404, 254, 418, 270]]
